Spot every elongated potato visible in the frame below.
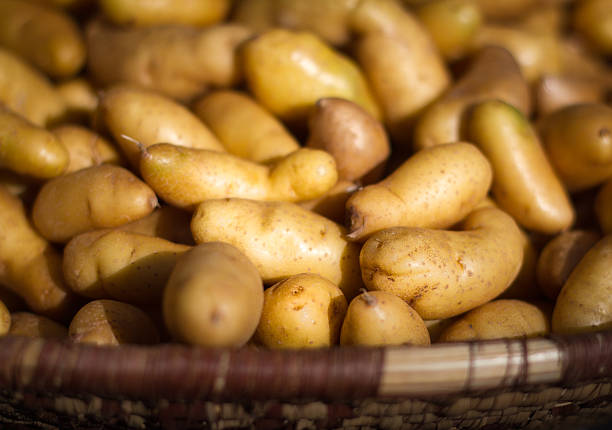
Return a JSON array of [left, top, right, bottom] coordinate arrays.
[[140, 144, 337, 210], [346, 142, 492, 241], [191, 199, 363, 300], [0, 300, 10, 336], [9, 312, 67, 339], [97, 85, 224, 168], [438, 299, 550, 342], [360, 207, 524, 320], [0, 48, 66, 127], [63, 230, 190, 304], [596, 179, 612, 234], [69, 299, 159, 345], [193, 90, 299, 163], [0, 186, 77, 321], [340, 290, 430, 346], [467, 100, 574, 234], [32, 164, 158, 243], [552, 235, 612, 334], [255, 273, 347, 349], [241, 28, 381, 123], [163, 242, 263, 347]]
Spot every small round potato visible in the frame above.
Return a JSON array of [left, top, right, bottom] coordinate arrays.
[[340, 290, 430, 347], [255, 273, 347, 349], [9, 312, 67, 339]]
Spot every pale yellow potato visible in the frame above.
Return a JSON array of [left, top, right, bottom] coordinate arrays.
[[540, 103, 612, 192], [346, 142, 492, 241], [191, 199, 363, 300], [140, 144, 338, 210], [52, 125, 123, 174], [97, 85, 224, 169], [241, 28, 381, 124], [0, 48, 66, 127], [340, 290, 430, 346], [69, 299, 159, 346], [87, 21, 252, 102], [534, 75, 606, 117], [193, 90, 299, 163], [467, 100, 574, 234], [56, 78, 99, 123], [63, 230, 190, 305], [32, 164, 158, 243], [360, 207, 524, 320], [0, 186, 77, 320], [596, 179, 612, 234], [438, 300, 550, 342], [552, 235, 612, 334], [298, 180, 359, 225], [116, 205, 195, 245], [0, 300, 10, 336], [413, 46, 531, 150], [573, 0, 612, 56], [255, 273, 347, 349], [163, 242, 263, 347], [100, 0, 230, 27], [9, 312, 67, 339]]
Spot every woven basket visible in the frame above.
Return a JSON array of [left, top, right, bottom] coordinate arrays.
[[1, 331, 612, 429]]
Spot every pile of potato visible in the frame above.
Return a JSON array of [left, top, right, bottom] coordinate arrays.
[[0, 0, 611, 349]]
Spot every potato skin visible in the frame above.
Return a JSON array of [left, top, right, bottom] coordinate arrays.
[[191, 199, 363, 300], [360, 207, 524, 320], [163, 242, 263, 347], [9, 312, 67, 339], [255, 273, 347, 349], [340, 290, 430, 346], [0, 300, 10, 336]]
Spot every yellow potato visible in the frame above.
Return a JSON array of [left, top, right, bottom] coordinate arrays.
[[0, 47, 66, 127], [116, 205, 195, 245], [360, 207, 524, 320], [241, 28, 381, 123], [596, 179, 612, 234], [552, 235, 612, 334], [0, 300, 10, 336], [346, 142, 492, 241], [63, 230, 190, 305], [97, 84, 224, 168], [163, 242, 263, 347], [467, 99, 574, 234], [9, 312, 67, 339], [0, 0, 85, 78], [87, 21, 252, 102], [255, 273, 347, 349], [100, 0, 230, 27], [298, 180, 359, 225], [191, 198, 363, 300], [193, 90, 300, 163], [56, 78, 99, 123], [340, 290, 430, 346], [140, 144, 337, 210], [573, 0, 612, 56], [69, 299, 159, 346], [0, 186, 77, 321], [32, 164, 158, 243], [438, 300, 550, 342]]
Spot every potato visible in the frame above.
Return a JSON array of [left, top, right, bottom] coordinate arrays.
[[100, 0, 230, 27], [232, 0, 275, 34], [360, 207, 524, 320], [0, 108, 69, 179], [241, 28, 381, 124], [32, 164, 158, 243], [537, 230, 600, 301], [499, 230, 540, 301], [0, 0, 85, 78], [298, 180, 359, 225], [9, 312, 67, 339], [193, 90, 300, 163], [116, 205, 195, 245], [63, 230, 190, 305], [0, 300, 10, 336], [596, 179, 612, 234], [255, 273, 347, 349], [340, 290, 430, 346], [0, 186, 77, 321], [475, 0, 535, 20], [413, 46, 530, 150], [346, 142, 492, 241], [191, 198, 363, 300], [69, 299, 159, 346], [573, 0, 612, 55], [87, 21, 252, 102], [56, 78, 99, 123], [539, 103, 612, 192], [534, 75, 606, 117], [163, 242, 263, 347], [0, 48, 66, 127], [52, 125, 124, 174], [306, 98, 390, 183], [467, 99, 574, 234], [424, 318, 456, 343], [140, 144, 337, 210], [552, 235, 612, 334], [438, 300, 550, 342]]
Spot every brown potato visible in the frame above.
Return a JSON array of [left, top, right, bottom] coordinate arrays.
[[573, 0, 612, 55], [9, 312, 67, 339]]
